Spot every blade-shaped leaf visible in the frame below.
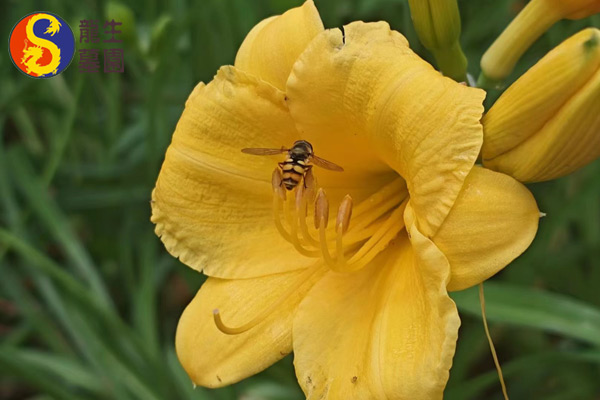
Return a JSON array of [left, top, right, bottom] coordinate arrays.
[[452, 282, 600, 346]]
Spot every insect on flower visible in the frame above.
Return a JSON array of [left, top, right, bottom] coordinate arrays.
[[242, 140, 344, 190]]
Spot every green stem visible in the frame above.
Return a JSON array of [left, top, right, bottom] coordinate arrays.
[[476, 71, 506, 90], [432, 40, 468, 82]]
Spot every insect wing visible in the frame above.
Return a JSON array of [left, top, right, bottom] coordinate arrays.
[[241, 147, 288, 156], [310, 155, 344, 171]]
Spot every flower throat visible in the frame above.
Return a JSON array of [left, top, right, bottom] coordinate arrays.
[[213, 168, 408, 335]]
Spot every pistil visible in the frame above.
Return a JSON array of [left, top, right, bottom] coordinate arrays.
[[213, 264, 324, 335]]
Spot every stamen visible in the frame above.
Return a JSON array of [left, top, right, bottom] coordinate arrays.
[[213, 265, 323, 335], [345, 209, 405, 271], [273, 193, 293, 242], [271, 169, 408, 274], [328, 199, 407, 273], [314, 189, 329, 229], [296, 181, 320, 246], [336, 195, 353, 234], [283, 190, 296, 232], [272, 172, 320, 256], [271, 168, 286, 201], [290, 199, 321, 257], [319, 217, 337, 267], [351, 178, 405, 219], [350, 190, 406, 232], [343, 221, 384, 244], [296, 184, 306, 216], [272, 167, 296, 242], [348, 201, 406, 264], [303, 168, 316, 199], [274, 180, 318, 257], [335, 228, 346, 268]]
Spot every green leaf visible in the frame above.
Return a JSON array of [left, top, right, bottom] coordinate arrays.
[[0, 347, 84, 400], [445, 350, 600, 400], [452, 282, 600, 346], [4, 349, 103, 393], [7, 149, 112, 308]]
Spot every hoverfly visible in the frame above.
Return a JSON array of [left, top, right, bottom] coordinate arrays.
[[242, 140, 344, 190]]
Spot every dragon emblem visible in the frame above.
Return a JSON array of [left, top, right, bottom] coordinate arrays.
[[20, 14, 62, 76]]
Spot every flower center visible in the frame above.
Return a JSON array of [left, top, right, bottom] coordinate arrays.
[[213, 168, 408, 335], [271, 168, 409, 273]]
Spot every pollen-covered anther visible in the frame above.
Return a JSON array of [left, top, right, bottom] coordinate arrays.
[[314, 188, 329, 229], [271, 173, 408, 273], [336, 195, 353, 234]]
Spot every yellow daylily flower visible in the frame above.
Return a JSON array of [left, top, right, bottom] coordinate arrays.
[[480, 0, 600, 83], [407, 0, 468, 81], [151, 1, 540, 398], [483, 28, 600, 183]]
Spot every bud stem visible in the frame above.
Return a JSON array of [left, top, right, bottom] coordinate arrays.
[[431, 41, 468, 82]]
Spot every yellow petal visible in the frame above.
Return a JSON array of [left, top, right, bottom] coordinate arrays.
[[432, 167, 540, 292], [176, 267, 323, 387], [234, 0, 324, 91], [483, 29, 600, 182], [293, 235, 459, 399], [152, 66, 314, 278], [286, 21, 485, 237]]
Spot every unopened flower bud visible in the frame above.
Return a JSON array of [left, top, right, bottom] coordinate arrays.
[[407, 0, 467, 81], [482, 28, 600, 183], [479, 0, 600, 85]]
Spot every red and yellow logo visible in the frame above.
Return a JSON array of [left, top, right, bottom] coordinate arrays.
[[9, 12, 75, 78]]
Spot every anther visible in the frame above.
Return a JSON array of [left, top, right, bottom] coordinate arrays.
[[272, 168, 286, 201], [271, 170, 409, 274], [336, 195, 353, 234], [314, 189, 329, 229]]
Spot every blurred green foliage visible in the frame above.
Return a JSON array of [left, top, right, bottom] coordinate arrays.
[[0, 0, 599, 399]]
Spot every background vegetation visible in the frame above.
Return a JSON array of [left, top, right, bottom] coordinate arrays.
[[1, 0, 599, 399]]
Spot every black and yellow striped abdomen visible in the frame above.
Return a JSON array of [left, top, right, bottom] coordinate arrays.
[[279, 158, 308, 190]]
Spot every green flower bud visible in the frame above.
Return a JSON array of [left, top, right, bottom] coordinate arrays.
[[407, 0, 467, 81]]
